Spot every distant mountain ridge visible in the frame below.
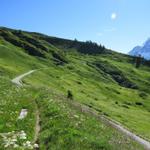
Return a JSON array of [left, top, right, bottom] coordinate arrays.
[[129, 38, 150, 60]]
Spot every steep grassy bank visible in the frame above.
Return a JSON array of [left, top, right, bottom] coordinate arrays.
[[36, 88, 144, 150], [0, 74, 144, 149]]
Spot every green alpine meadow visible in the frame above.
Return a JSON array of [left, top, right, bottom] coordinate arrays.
[[0, 27, 150, 150]]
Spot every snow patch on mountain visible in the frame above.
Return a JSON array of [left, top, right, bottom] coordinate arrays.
[[129, 39, 150, 60]]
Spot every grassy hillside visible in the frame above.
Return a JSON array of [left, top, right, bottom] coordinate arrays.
[[0, 27, 150, 149], [25, 52, 150, 140], [0, 75, 143, 150]]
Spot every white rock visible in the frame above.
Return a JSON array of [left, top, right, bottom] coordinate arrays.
[[18, 109, 28, 119]]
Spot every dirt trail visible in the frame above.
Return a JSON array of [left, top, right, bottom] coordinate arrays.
[[11, 70, 40, 145], [12, 70, 35, 86], [34, 108, 40, 144], [101, 116, 150, 150], [70, 101, 150, 150]]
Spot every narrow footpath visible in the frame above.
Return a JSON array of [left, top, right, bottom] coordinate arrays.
[[11, 70, 40, 146]]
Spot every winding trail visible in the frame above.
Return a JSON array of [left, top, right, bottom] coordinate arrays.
[[100, 116, 150, 150], [12, 70, 35, 86], [11, 70, 40, 145], [11, 70, 150, 150]]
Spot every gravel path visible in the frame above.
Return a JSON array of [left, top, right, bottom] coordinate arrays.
[[71, 101, 150, 150], [101, 116, 150, 150], [11, 70, 40, 145], [12, 70, 35, 86]]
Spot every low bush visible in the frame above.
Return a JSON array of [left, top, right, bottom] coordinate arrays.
[[67, 90, 73, 100]]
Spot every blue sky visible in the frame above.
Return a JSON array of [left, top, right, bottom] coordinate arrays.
[[0, 0, 150, 53]]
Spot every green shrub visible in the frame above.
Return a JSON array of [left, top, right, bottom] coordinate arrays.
[[67, 90, 73, 100], [135, 102, 143, 106]]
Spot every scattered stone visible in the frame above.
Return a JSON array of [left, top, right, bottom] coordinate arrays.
[[18, 109, 28, 119], [34, 143, 39, 148]]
